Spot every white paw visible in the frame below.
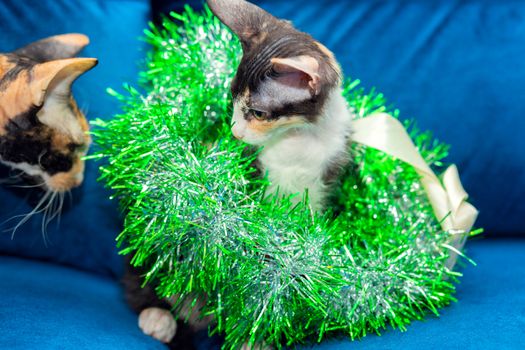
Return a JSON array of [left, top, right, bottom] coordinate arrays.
[[138, 307, 177, 343]]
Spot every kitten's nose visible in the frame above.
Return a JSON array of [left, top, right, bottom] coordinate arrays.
[[232, 128, 244, 140]]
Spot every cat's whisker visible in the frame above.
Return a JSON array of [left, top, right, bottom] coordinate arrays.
[[56, 192, 65, 227], [0, 170, 25, 185], [2, 187, 70, 239], [37, 150, 47, 169], [10, 170, 25, 178], [8, 181, 46, 189], [45, 192, 62, 226], [0, 178, 16, 185], [5, 190, 53, 238], [80, 104, 90, 116], [40, 191, 59, 245], [66, 190, 73, 207]]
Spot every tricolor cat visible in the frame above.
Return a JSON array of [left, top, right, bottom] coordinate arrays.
[[126, 0, 353, 349], [0, 34, 96, 227], [0, 34, 96, 193]]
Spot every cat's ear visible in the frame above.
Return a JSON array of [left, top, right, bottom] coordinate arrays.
[[30, 58, 98, 106], [14, 34, 90, 62], [207, 0, 278, 51], [271, 56, 321, 96]]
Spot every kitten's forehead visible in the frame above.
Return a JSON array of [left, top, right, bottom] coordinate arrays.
[[230, 27, 341, 122], [231, 32, 340, 122], [232, 28, 323, 97]]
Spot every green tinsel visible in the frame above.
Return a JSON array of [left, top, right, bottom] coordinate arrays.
[[92, 6, 475, 349]]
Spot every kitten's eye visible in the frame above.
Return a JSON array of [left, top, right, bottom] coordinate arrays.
[[249, 109, 268, 121]]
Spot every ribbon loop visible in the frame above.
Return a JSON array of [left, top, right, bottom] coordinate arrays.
[[352, 113, 479, 267]]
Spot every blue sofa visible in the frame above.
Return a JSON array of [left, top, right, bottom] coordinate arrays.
[[1, 0, 524, 349]]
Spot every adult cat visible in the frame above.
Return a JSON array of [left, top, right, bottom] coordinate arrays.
[[0, 34, 97, 193]]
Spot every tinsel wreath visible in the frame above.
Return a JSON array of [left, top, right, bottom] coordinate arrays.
[[92, 6, 478, 349]]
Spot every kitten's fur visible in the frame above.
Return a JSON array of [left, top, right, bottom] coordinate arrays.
[[0, 34, 96, 193], [220, 0, 352, 211], [126, 0, 353, 348]]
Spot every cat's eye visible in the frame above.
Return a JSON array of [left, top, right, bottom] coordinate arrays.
[[67, 143, 79, 152], [249, 109, 268, 121], [67, 142, 88, 154]]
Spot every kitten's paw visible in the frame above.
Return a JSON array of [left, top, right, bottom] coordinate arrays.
[[138, 307, 177, 343]]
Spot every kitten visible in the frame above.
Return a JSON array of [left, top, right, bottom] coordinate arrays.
[[216, 0, 353, 211], [0, 34, 97, 193], [126, 0, 352, 349]]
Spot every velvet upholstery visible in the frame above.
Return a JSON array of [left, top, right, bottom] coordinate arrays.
[[2, 241, 524, 349], [0, 256, 165, 350]]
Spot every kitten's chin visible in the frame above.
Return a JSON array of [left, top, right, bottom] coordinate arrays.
[[241, 138, 269, 147], [233, 132, 271, 147], [237, 127, 296, 147]]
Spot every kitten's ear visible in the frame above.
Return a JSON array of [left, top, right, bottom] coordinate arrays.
[[271, 56, 321, 96], [30, 58, 98, 106], [14, 34, 90, 62], [207, 0, 278, 51]]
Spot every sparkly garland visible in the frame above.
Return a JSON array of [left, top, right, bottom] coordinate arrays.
[[92, 6, 476, 349]]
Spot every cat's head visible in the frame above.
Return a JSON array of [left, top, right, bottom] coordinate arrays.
[[0, 34, 97, 192], [208, 0, 341, 145]]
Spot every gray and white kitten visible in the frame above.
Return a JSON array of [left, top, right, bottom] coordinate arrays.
[[127, 0, 353, 348], [220, 0, 353, 211]]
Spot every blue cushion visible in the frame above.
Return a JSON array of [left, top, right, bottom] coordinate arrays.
[[0, 0, 150, 277], [2, 240, 522, 349], [158, 0, 525, 236], [0, 256, 165, 350]]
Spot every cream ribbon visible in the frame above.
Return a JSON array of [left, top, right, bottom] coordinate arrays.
[[352, 113, 479, 268]]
